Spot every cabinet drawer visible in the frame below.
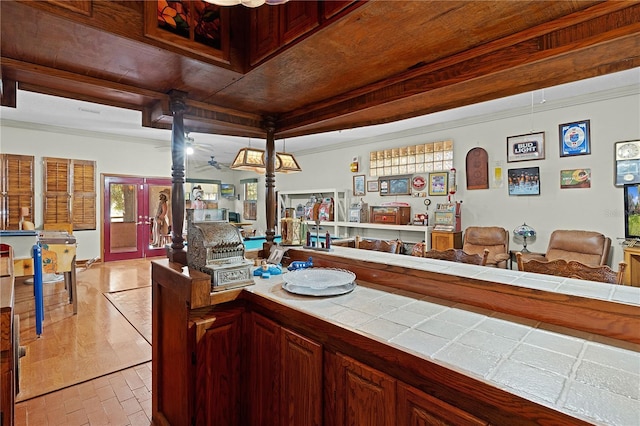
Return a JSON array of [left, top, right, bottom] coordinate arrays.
[[371, 214, 399, 224]]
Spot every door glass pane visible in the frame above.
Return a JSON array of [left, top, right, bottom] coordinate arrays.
[[150, 185, 172, 248], [109, 183, 138, 253]]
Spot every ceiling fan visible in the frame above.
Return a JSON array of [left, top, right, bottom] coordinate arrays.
[[204, 155, 222, 170]]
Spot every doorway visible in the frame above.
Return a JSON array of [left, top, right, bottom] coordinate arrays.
[[103, 176, 172, 261]]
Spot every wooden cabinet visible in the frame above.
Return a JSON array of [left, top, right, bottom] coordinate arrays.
[[334, 353, 396, 425], [193, 308, 244, 426], [330, 353, 485, 426], [249, 1, 317, 65], [248, 312, 281, 425], [370, 206, 411, 225], [623, 246, 640, 286], [431, 231, 462, 250], [248, 312, 323, 426], [397, 382, 487, 426], [322, 0, 353, 19], [1, 247, 16, 426], [153, 259, 602, 426], [280, 1, 319, 45], [249, 1, 358, 65], [281, 325, 322, 425]]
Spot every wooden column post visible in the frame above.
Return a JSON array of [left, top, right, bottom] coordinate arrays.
[[168, 90, 187, 264], [263, 116, 277, 251]]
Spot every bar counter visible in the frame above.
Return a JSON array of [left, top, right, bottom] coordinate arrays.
[[152, 246, 640, 426]]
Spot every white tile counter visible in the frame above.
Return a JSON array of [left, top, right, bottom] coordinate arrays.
[[244, 247, 640, 425]]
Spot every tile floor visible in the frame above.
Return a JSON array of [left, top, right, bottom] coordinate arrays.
[[13, 258, 156, 426], [14, 363, 152, 426]]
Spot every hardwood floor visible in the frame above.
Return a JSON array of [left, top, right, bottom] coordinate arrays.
[[13, 258, 158, 425]]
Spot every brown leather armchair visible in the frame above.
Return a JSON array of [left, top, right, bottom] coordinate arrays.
[[522, 230, 611, 267], [462, 226, 510, 268]]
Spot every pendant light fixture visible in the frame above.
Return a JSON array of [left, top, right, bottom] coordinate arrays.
[[203, 0, 288, 8], [275, 139, 302, 174], [230, 138, 266, 173]]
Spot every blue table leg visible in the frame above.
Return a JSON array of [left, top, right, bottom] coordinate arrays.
[[32, 244, 43, 336]]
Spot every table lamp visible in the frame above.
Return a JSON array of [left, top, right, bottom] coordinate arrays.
[[513, 223, 536, 253]]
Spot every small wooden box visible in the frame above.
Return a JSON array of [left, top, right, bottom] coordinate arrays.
[[370, 206, 411, 225], [431, 231, 463, 251]]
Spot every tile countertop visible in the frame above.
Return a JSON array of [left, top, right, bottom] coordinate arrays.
[[244, 247, 640, 426]]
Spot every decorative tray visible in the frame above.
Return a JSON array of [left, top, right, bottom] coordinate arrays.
[[282, 268, 356, 296]]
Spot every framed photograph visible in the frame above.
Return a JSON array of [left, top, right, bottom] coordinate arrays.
[[353, 174, 366, 196], [508, 167, 540, 196], [507, 132, 545, 162], [428, 172, 448, 196], [367, 180, 379, 192], [379, 175, 411, 196], [614, 140, 640, 186], [561, 168, 591, 189], [559, 119, 591, 157]]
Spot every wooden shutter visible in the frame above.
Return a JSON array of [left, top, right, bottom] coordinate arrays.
[[1, 154, 34, 229], [72, 160, 96, 230], [43, 157, 71, 224], [43, 157, 96, 231]]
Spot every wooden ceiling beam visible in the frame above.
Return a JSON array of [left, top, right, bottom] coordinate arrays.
[[2, 57, 265, 136], [275, 3, 640, 135]]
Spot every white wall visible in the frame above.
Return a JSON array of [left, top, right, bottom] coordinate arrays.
[[275, 86, 640, 266], [0, 125, 176, 260], [2, 85, 638, 265]]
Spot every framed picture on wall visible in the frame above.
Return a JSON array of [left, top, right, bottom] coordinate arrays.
[[367, 180, 379, 192], [508, 167, 540, 196], [428, 172, 448, 196], [379, 175, 411, 196], [560, 168, 591, 189], [353, 175, 366, 196], [559, 119, 591, 157], [506, 132, 545, 162]]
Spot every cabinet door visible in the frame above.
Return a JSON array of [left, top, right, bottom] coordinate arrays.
[[281, 328, 322, 426], [431, 231, 462, 251], [322, 0, 353, 19], [193, 309, 243, 426], [249, 5, 281, 65], [336, 353, 396, 426], [281, 1, 318, 45], [248, 312, 281, 426], [397, 382, 487, 426]]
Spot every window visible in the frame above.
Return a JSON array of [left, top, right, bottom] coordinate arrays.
[[242, 178, 258, 220], [43, 157, 96, 230], [244, 180, 258, 201]]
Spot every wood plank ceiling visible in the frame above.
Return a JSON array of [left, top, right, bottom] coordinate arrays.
[[1, 0, 639, 141]]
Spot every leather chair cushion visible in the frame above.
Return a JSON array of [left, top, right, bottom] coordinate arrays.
[[545, 230, 610, 266], [465, 227, 508, 246], [463, 227, 509, 266]]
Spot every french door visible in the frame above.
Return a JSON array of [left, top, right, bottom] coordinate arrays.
[[103, 176, 172, 262]]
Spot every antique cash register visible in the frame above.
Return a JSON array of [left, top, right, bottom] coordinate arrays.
[[186, 209, 254, 291]]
